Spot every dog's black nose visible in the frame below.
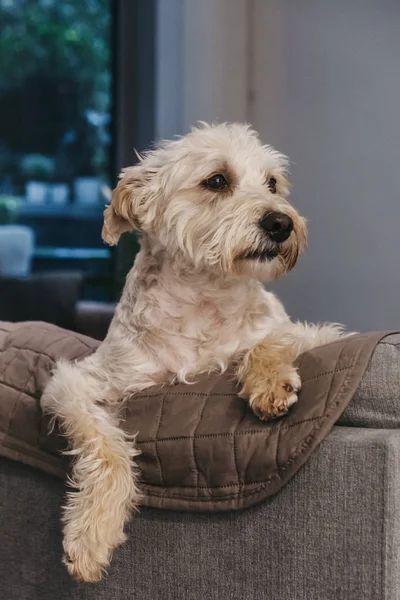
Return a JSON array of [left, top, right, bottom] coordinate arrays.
[[259, 212, 293, 243]]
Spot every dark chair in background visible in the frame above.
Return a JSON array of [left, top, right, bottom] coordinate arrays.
[[0, 271, 115, 340]]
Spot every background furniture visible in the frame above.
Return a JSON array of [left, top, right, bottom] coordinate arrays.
[[0, 271, 115, 338]]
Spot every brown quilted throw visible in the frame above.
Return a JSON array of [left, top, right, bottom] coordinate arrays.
[[0, 321, 389, 512]]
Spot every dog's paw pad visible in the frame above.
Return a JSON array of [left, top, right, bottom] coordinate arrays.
[[248, 368, 301, 421]]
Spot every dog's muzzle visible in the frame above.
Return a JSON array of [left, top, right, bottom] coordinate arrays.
[[259, 212, 293, 244]]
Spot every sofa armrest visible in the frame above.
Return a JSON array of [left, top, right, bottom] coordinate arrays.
[[1, 427, 400, 599]]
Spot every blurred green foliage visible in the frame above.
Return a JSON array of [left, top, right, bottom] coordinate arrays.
[[0, 194, 19, 224], [20, 154, 55, 181], [0, 0, 111, 115]]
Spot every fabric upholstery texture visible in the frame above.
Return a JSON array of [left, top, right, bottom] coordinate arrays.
[[0, 321, 389, 510]]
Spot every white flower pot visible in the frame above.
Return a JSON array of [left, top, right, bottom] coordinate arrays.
[[0, 225, 34, 276], [25, 181, 49, 204], [73, 177, 100, 206], [50, 183, 69, 205]]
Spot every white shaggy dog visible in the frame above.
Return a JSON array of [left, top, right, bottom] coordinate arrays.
[[41, 122, 345, 582]]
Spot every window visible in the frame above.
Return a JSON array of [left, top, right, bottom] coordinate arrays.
[[0, 0, 156, 301], [0, 0, 114, 298]]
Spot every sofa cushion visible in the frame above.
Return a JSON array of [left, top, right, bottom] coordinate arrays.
[[338, 333, 400, 428], [0, 321, 392, 512]]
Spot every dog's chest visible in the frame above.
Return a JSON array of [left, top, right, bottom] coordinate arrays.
[[115, 272, 289, 381], [157, 295, 279, 375]]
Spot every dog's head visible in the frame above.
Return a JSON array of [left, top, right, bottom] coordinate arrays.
[[102, 122, 307, 281]]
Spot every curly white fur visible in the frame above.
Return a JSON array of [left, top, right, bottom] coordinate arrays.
[[41, 122, 348, 582]]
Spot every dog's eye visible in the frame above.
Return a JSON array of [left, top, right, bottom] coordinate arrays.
[[267, 177, 277, 194], [203, 174, 228, 191]]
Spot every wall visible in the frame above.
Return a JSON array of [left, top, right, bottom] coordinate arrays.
[[155, 0, 183, 140], [251, 0, 400, 330], [156, 0, 400, 331], [156, 0, 249, 136]]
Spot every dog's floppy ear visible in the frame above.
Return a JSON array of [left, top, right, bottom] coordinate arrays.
[[102, 165, 149, 246]]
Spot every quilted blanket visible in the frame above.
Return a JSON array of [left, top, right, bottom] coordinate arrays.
[[0, 321, 389, 511]]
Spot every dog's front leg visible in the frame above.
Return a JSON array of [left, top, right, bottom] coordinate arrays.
[[236, 322, 348, 420], [41, 358, 141, 583]]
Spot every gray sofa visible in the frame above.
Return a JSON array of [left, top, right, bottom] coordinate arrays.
[[1, 335, 400, 600]]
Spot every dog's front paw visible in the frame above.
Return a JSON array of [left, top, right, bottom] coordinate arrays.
[[237, 344, 301, 420], [63, 537, 113, 583], [246, 366, 300, 420]]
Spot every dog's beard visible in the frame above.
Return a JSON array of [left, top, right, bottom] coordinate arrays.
[[232, 242, 283, 281], [233, 233, 303, 281], [235, 223, 306, 272], [236, 245, 280, 262]]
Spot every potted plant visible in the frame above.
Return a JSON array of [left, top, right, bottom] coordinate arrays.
[[63, 111, 109, 207], [0, 194, 34, 276], [0, 194, 19, 224], [21, 154, 54, 204], [74, 166, 101, 207], [50, 179, 70, 206]]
